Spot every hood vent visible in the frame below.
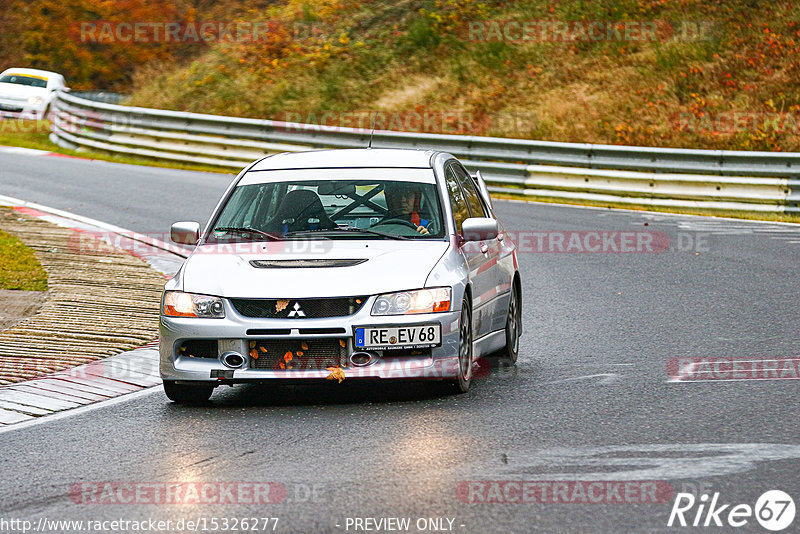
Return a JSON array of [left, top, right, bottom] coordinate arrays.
[[249, 259, 367, 269]]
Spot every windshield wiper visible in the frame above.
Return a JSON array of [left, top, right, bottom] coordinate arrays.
[[284, 227, 412, 241], [213, 226, 283, 241]]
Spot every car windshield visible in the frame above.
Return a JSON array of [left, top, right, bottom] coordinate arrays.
[[0, 74, 48, 88], [209, 176, 445, 241]]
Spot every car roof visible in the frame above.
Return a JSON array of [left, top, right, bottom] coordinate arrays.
[[1, 68, 63, 78], [249, 148, 437, 171]]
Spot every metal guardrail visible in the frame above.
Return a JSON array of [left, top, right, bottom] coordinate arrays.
[[50, 91, 800, 214], [69, 91, 127, 105]]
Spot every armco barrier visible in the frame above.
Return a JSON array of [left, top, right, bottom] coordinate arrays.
[[49, 91, 800, 214]]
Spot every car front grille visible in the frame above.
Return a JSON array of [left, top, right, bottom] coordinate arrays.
[[178, 339, 218, 359], [230, 297, 367, 319], [249, 338, 349, 370]]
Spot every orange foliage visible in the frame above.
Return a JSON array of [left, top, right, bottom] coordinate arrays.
[[2, 0, 191, 89]]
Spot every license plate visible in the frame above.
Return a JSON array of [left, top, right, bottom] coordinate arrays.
[[354, 324, 441, 350]]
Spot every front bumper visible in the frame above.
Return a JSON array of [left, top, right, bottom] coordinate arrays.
[[159, 296, 462, 385], [0, 98, 47, 119]]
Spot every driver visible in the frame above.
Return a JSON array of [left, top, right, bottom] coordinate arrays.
[[382, 182, 430, 235]]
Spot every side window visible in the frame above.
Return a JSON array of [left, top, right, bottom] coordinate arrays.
[[217, 185, 261, 228], [444, 165, 470, 233], [452, 164, 488, 218]]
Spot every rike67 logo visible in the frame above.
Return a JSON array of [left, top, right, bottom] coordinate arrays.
[[668, 490, 795, 531]]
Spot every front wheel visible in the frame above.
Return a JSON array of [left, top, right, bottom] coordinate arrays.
[[447, 299, 473, 393], [163, 381, 214, 404]]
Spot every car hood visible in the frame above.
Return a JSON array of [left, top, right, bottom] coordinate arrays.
[[181, 239, 450, 298], [0, 83, 48, 100]]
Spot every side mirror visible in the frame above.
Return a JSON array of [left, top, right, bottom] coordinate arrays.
[[171, 221, 200, 245], [461, 217, 498, 242]]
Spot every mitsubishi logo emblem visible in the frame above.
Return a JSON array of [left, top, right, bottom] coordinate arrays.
[[287, 302, 306, 318]]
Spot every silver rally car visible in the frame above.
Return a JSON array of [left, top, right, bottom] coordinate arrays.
[[160, 148, 521, 402]]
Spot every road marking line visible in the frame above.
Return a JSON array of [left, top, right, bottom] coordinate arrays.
[[0, 193, 190, 259], [0, 386, 162, 434], [0, 144, 91, 160], [0, 146, 50, 156]]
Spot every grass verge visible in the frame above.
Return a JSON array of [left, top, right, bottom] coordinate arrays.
[[0, 227, 48, 291]]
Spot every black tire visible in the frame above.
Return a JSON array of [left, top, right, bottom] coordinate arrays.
[[447, 298, 473, 393], [497, 283, 521, 364], [163, 381, 214, 404]]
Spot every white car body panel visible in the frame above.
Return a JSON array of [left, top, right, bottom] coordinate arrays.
[[180, 240, 450, 299]]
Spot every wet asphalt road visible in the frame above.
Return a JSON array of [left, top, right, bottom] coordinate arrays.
[[1, 153, 799, 533]]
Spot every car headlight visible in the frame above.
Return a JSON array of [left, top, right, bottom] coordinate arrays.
[[27, 96, 43, 106], [163, 291, 225, 318], [371, 287, 451, 315]]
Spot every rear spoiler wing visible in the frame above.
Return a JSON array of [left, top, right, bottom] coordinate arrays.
[[472, 170, 494, 212]]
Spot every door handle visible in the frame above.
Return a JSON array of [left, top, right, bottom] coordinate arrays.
[[480, 243, 489, 254]]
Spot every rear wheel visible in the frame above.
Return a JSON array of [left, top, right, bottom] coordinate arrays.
[[163, 381, 214, 404], [447, 299, 473, 393]]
